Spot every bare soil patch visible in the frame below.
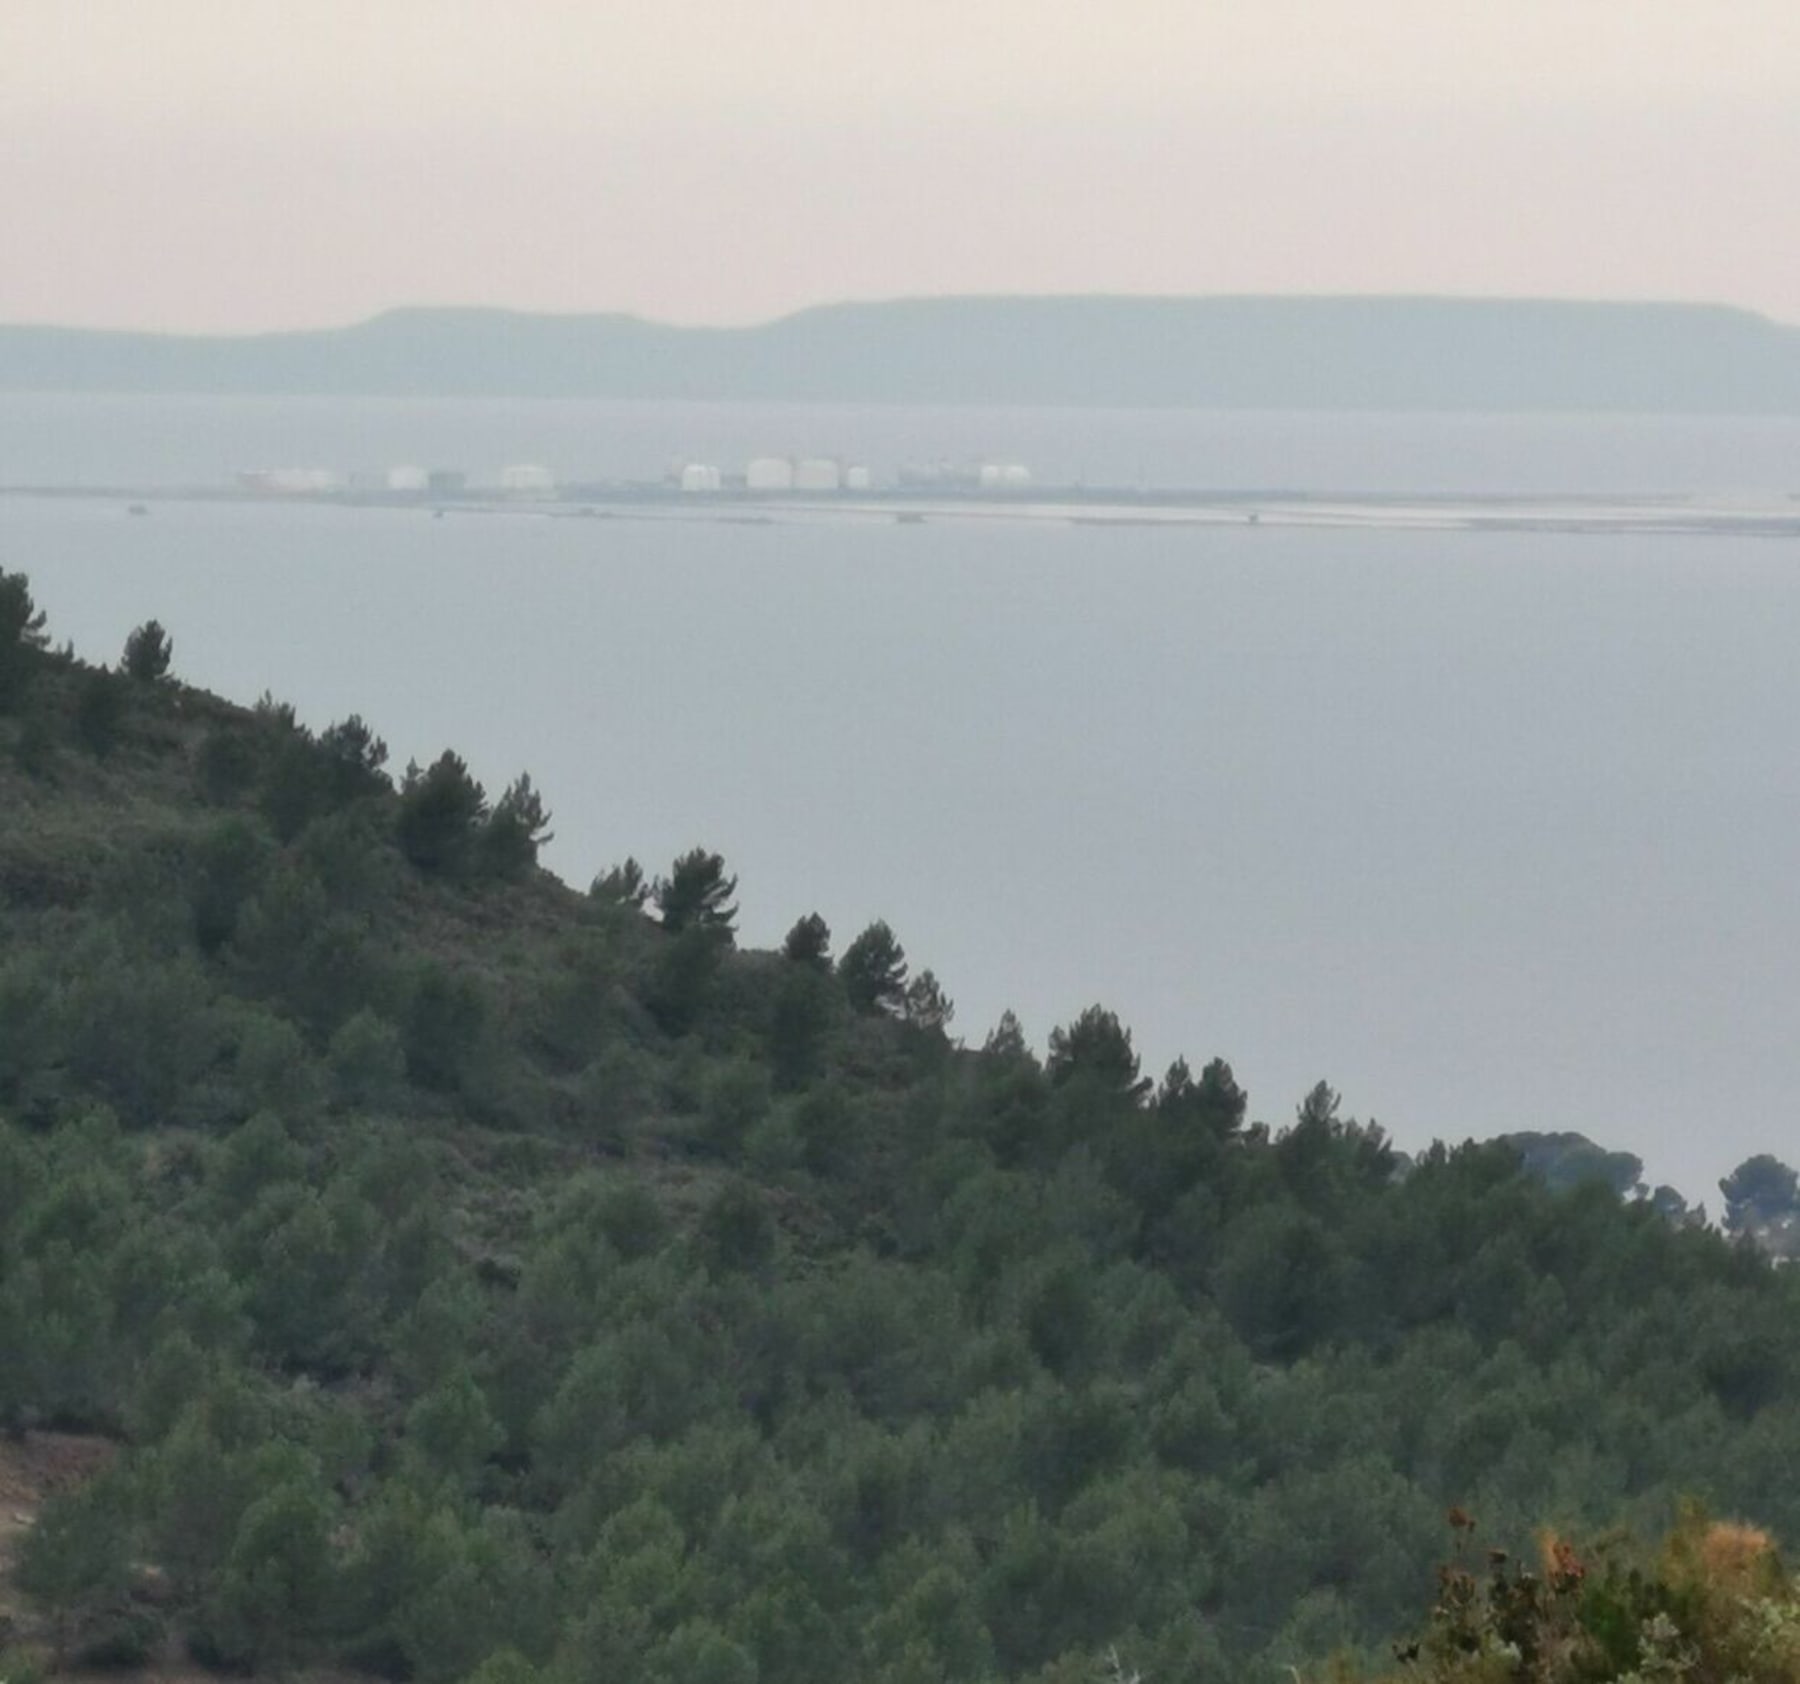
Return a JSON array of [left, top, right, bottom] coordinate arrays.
[[0, 1431, 117, 1571]]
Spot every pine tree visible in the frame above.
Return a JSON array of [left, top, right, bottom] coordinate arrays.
[[121, 619, 174, 682], [397, 752, 489, 874], [839, 920, 907, 1015], [655, 849, 738, 937]]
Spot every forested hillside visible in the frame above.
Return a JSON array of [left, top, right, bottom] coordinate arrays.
[[4, 567, 1800, 1684]]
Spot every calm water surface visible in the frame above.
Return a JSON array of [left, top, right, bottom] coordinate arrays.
[[6, 399, 1800, 1205]]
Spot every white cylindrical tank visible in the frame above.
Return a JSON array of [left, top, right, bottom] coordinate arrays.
[[387, 465, 430, 492], [844, 464, 872, 491], [679, 463, 722, 492], [252, 466, 337, 493], [1002, 463, 1032, 488], [501, 463, 556, 494], [746, 457, 795, 491], [794, 457, 841, 492]]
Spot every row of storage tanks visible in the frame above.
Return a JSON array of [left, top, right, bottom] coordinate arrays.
[[678, 458, 874, 494], [237, 465, 552, 495], [241, 458, 1033, 499], [677, 458, 1033, 494], [372, 464, 553, 493], [389, 465, 554, 493], [904, 461, 1033, 490]]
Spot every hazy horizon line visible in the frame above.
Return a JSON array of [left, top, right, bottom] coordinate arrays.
[[9, 288, 1797, 340]]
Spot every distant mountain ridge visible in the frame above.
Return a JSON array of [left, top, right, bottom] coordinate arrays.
[[6, 295, 1800, 410]]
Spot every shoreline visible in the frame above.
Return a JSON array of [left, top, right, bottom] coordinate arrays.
[[4, 481, 1800, 539]]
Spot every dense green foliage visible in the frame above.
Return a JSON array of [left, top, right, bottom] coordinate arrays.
[[5, 568, 1800, 1684]]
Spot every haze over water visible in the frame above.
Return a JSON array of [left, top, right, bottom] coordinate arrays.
[[6, 392, 1800, 497], [7, 395, 1800, 1207]]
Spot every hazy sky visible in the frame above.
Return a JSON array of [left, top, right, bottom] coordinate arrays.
[[6, 1, 1800, 332]]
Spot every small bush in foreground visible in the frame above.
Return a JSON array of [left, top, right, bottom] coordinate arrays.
[[1363, 1506, 1799, 1684]]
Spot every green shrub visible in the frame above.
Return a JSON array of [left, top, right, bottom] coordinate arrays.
[[701, 1058, 772, 1158], [574, 1043, 656, 1146], [189, 816, 272, 953], [259, 732, 327, 842], [74, 669, 125, 756], [698, 1179, 777, 1276], [328, 1009, 408, 1110], [403, 964, 492, 1093], [14, 1471, 134, 1668], [232, 1010, 326, 1123], [195, 726, 259, 803], [74, 1607, 163, 1670], [11, 707, 56, 777]]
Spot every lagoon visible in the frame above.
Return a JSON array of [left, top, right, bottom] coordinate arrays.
[[6, 397, 1800, 1206]]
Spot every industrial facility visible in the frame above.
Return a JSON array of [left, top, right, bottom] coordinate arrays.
[[236, 467, 340, 493], [745, 457, 795, 491], [900, 459, 1032, 489], [226, 452, 1032, 504], [674, 457, 882, 494], [499, 463, 556, 495]]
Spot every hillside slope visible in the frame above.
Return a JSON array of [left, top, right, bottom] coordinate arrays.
[[5, 570, 1800, 1684], [6, 296, 1800, 410]]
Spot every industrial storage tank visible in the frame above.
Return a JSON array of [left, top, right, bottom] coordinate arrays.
[[679, 463, 722, 492], [746, 457, 795, 491], [901, 460, 980, 488], [387, 465, 430, 492], [844, 464, 872, 491], [794, 457, 842, 492], [500, 463, 556, 495], [237, 467, 339, 493]]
